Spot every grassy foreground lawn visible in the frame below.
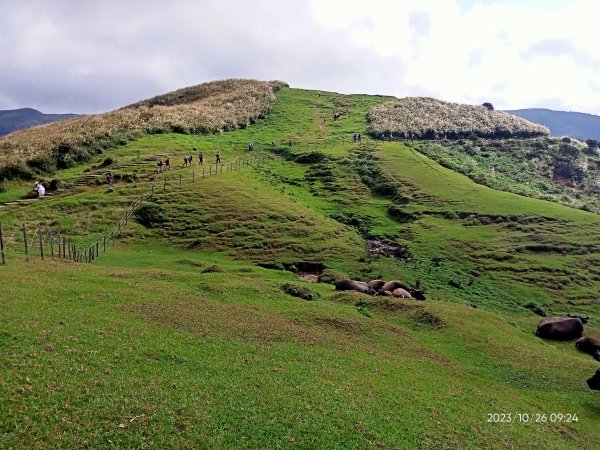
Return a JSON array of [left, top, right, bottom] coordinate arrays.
[[1, 249, 599, 449]]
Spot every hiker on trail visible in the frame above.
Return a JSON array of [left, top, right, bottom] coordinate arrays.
[[353, 133, 357, 142], [106, 172, 114, 184], [199, 151, 204, 165], [188, 155, 193, 165], [358, 133, 361, 142], [216, 151, 222, 164], [183, 156, 188, 167], [158, 160, 164, 173], [288, 140, 292, 147], [248, 143, 253, 151], [34, 182, 45, 198], [271, 141, 276, 148]]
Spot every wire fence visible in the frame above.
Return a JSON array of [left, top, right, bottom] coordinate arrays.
[[0, 136, 379, 266]]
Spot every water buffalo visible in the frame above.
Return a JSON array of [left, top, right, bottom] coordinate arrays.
[[535, 316, 587, 340], [367, 279, 386, 293], [576, 336, 600, 361], [334, 279, 375, 295], [587, 369, 600, 390], [381, 280, 426, 300], [392, 288, 412, 299]]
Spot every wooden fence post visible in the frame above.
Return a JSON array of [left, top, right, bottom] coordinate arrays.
[[192, 171, 195, 182], [103, 236, 106, 252], [179, 174, 182, 186], [164, 177, 167, 191], [38, 226, 44, 260], [151, 184, 154, 196], [63, 236, 66, 258], [210, 165, 212, 176], [0, 222, 5, 265], [23, 224, 29, 262], [49, 230, 54, 258], [96, 241, 99, 258], [67, 240, 72, 260]]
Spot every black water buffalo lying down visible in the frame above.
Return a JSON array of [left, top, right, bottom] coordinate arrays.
[[367, 279, 386, 292], [576, 336, 600, 361], [334, 279, 375, 295], [380, 280, 426, 300], [587, 369, 600, 391], [535, 316, 587, 340]]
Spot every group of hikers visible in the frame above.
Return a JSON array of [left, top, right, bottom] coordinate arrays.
[[156, 149, 223, 173], [353, 133, 362, 142]]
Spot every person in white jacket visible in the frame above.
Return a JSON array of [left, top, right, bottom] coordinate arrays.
[[34, 182, 45, 198]]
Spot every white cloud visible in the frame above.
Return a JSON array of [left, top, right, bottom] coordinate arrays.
[[0, 0, 599, 114], [309, 0, 600, 114]]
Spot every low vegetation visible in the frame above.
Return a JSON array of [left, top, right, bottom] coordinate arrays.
[[367, 97, 549, 139], [411, 136, 600, 213]]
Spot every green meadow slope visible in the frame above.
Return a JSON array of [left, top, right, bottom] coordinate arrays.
[[1, 86, 599, 449]]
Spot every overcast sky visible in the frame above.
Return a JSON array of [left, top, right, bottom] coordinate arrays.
[[1, 0, 598, 114]]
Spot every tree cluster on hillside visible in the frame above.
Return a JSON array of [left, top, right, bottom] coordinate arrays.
[[0, 79, 287, 181], [367, 97, 549, 139]]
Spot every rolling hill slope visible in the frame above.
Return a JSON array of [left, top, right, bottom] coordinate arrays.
[[0, 108, 79, 136], [1, 85, 599, 448], [507, 108, 600, 141]]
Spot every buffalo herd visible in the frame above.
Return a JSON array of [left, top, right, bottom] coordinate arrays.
[[333, 278, 598, 390], [334, 278, 426, 300], [535, 315, 599, 391]]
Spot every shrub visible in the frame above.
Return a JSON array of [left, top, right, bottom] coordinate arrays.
[[133, 203, 166, 228], [202, 264, 223, 273], [482, 102, 494, 110], [294, 151, 328, 164], [281, 283, 319, 301], [101, 157, 114, 166], [524, 301, 547, 317]]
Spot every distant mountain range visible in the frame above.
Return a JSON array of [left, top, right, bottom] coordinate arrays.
[[506, 108, 600, 141], [0, 108, 79, 136]]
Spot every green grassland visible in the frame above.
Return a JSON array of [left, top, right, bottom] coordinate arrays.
[[1, 87, 599, 448]]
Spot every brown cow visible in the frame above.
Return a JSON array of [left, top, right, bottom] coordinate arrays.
[[587, 369, 600, 390], [575, 336, 600, 361], [535, 316, 587, 340], [367, 279, 386, 293], [392, 288, 412, 299], [334, 279, 375, 295], [380, 280, 426, 300]]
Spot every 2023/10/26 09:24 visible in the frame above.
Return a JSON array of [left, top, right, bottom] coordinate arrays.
[[487, 413, 579, 423]]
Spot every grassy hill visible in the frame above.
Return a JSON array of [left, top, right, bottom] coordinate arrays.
[[367, 97, 549, 139], [0, 108, 79, 137], [1, 86, 599, 448], [0, 79, 286, 182], [507, 108, 600, 141]]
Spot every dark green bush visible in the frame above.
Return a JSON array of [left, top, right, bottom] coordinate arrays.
[[202, 264, 223, 273], [281, 283, 319, 301], [133, 203, 166, 228], [294, 151, 328, 164], [524, 301, 547, 317]]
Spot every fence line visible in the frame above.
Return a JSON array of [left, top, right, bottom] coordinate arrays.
[[0, 151, 287, 265], [0, 136, 379, 266]]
